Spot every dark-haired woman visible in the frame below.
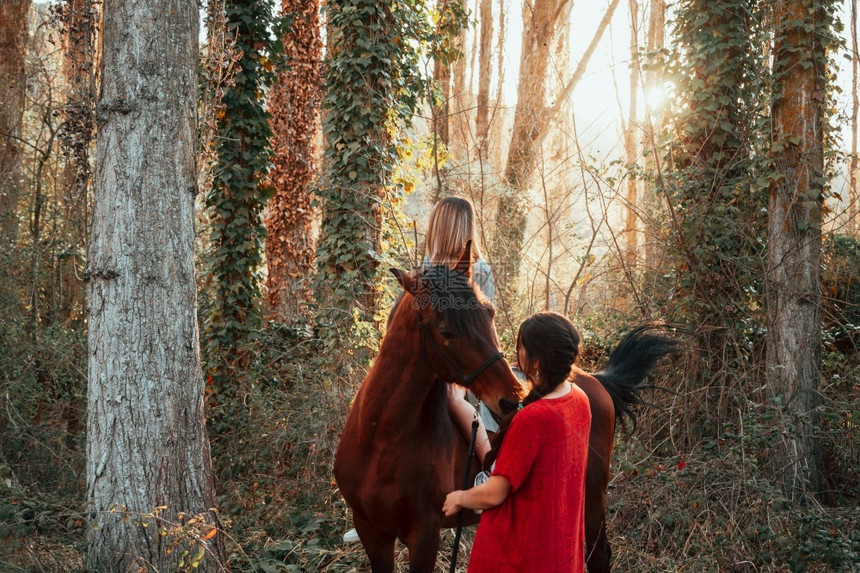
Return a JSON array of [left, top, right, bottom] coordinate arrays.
[[442, 312, 592, 572]]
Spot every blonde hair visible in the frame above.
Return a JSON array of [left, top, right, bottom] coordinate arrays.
[[425, 197, 483, 266]]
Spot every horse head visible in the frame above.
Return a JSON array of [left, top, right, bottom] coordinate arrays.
[[390, 241, 525, 415]]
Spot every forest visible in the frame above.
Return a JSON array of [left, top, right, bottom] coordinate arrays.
[[0, 0, 858, 570]]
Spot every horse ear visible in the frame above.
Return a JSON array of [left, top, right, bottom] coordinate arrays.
[[454, 240, 472, 279], [391, 267, 420, 295]]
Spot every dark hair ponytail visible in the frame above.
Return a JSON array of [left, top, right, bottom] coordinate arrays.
[[484, 312, 581, 469], [518, 312, 580, 405]]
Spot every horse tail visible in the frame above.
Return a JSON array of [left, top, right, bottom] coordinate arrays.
[[593, 323, 684, 432]]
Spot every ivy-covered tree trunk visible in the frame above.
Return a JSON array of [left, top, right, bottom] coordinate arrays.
[[86, 0, 225, 569], [205, 0, 274, 391], [0, 0, 29, 251], [766, 0, 833, 499], [264, 0, 322, 323], [663, 0, 768, 418], [57, 0, 98, 324], [316, 0, 425, 351], [58, 0, 97, 247]]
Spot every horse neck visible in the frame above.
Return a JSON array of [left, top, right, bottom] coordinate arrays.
[[364, 304, 439, 421]]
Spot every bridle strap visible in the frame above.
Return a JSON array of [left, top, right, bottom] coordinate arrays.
[[417, 315, 504, 387], [463, 351, 505, 385]]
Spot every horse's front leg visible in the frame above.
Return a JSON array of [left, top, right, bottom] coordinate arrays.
[[406, 521, 443, 573], [354, 513, 397, 573]]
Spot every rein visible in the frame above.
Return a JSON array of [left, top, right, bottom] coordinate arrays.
[[417, 313, 504, 387], [450, 410, 479, 573]]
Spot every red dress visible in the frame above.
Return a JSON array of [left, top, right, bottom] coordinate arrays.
[[468, 385, 591, 573]]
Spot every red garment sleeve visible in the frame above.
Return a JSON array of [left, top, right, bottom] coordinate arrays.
[[491, 409, 541, 492]]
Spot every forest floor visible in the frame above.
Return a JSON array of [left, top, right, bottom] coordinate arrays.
[[1, 328, 859, 572]]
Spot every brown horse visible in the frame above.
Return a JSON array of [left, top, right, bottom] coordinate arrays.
[[334, 242, 525, 572]]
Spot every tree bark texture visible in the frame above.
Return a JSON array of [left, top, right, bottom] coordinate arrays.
[[767, 0, 826, 499], [265, 0, 322, 323], [86, 0, 225, 570], [0, 0, 29, 248]]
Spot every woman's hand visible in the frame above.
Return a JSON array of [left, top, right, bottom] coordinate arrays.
[[443, 490, 465, 517]]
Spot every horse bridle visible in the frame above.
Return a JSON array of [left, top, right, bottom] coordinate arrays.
[[416, 312, 504, 387]]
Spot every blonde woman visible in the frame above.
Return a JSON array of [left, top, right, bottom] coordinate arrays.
[[424, 197, 495, 304], [424, 197, 497, 467]]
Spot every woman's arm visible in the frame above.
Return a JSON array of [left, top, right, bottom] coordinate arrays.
[[442, 475, 511, 516]]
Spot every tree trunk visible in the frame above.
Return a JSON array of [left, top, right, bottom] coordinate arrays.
[[642, 0, 664, 269], [265, 0, 322, 323], [450, 14, 469, 160], [86, 0, 226, 569], [58, 0, 99, 325], [0, 0, 29, 249], [767, 0, 828, 499], [59, 0, 98, 248], [475, 0, 493, 161], [624, 0, 639, 264], [851, 0, 858, 232], [205, 0, 274, 367]]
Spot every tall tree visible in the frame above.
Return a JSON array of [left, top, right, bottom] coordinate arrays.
[[429, 0, 468, 197], [493, 0, 620, 303], [766, 0, 836, 498], [265, 0, 322, 322], [450, 5, 470, 160], [0, 0, 29, 251], [55, 0, 99, 324], [86, 0, 225, 569]]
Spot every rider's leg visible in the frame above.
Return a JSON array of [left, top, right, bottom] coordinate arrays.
[[447, 384, 491, 466]]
